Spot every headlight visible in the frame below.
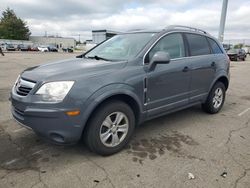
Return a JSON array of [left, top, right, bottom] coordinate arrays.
[[35, 81, 74, 102]]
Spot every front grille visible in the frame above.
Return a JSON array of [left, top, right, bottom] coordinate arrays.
[[15, 78, 36, 96], [16, 86, 32, 96]]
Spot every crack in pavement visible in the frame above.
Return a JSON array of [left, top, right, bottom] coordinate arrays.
[[30, 171, 49, 188], [0, 125, 46, 188], [85, 156, 115, 188], [233, 168, 250, 188], [0, 128, 39, 172], [225, 118, 250, 188], [74, 173, 85, 188]]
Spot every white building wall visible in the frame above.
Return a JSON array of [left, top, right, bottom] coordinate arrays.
[[92, 32, 106, 44], [29, 36, 76, 48]]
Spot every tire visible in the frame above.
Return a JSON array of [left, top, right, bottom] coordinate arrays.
[[235, 56, 238, 61], [202, 82, 226, 114], [84, 100, 135, 155]]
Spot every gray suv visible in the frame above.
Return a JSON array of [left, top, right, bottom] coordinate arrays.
[[11, 26, 230, 155]]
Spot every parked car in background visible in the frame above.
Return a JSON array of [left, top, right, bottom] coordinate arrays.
[[38, 46, 49, 52], [227, 49, 246, 61], [62, 47, 73, 53], [6, 44, 16, 51], [222, 43, 232, 52], [17, 44, 30, 51], [242, 47, 250, 55], [48, 46, 58, 52], [29, 45, 39, 51], [0, 43, 7, 51]]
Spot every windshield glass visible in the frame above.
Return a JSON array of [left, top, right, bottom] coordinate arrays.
[[85, 33, 156, 61], [228, 49, 237, 53]]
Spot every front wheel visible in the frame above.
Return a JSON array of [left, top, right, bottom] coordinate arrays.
[[84, 100, 135, 155], [202, 82, 226, 114]]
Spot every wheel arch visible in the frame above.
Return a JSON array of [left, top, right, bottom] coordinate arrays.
[[80, 85, 144, 138], [91, 94, 141, 123], [210, 74, 229, 92], [217, 76, 229, 90]]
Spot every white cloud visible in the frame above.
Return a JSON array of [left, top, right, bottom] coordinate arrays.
[[1, 0, 250, 41]]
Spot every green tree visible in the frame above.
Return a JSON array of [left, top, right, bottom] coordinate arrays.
[[234, 43, 243, 49], [0, 8, 31, 40]]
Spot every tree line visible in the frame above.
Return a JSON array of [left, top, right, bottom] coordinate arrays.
[[0, 8, 31, 40]]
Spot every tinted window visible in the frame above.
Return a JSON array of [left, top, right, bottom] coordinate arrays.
[[186, 34, 210, 56], [148, 33, 185, 62], [207, 38, 223, 54]]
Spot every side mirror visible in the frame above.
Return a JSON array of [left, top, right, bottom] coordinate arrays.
[[148, 51, 170, 71]]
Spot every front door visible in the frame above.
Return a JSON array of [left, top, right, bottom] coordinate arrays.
[[145, 33, 191, 118]]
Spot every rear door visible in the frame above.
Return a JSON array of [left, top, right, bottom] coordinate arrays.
[[185, 33, 216, 103]]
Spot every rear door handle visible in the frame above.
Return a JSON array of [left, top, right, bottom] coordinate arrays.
[[182, 66, 189, 72], [211, 62, 216, 67]]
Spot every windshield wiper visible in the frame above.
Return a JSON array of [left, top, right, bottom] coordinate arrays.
[[86, 55, 111, 61]]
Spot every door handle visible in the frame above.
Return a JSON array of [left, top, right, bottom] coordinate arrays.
[[182, 66, 189, 72]]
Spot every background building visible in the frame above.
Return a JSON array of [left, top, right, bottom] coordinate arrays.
[[29, 36, 76, 48], [92, 30, 121, 44]]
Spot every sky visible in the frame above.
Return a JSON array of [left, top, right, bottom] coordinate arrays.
[[0, 0, 250, 42]]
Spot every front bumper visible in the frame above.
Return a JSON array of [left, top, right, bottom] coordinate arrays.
[[11, 93, 83, 145], [228, 54, 237, 61]]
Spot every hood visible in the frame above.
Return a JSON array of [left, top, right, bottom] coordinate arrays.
[[21, 58, 127, 82], [227, 52, 237, 55]]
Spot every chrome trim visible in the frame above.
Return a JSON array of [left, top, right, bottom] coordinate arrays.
[[18, 78, 36, 88], [15, 78, 36, 96], [165, 25, 209, 35]]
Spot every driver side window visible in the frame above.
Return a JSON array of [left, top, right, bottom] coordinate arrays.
[[146, 33, 185, 64]]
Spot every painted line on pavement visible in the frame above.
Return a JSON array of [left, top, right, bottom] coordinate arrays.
[[12, 127, 26, 133], [238, 107, 250, 117]]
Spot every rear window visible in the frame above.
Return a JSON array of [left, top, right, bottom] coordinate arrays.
[[207, 38, 223, 54], [186, 34, 210, 56]]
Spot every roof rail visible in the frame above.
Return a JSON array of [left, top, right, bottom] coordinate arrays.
[[165, 25, 209, 35]]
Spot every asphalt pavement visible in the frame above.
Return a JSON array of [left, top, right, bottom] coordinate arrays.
[[0, 52, 249, 188]]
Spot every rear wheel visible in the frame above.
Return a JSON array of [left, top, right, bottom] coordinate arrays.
[[202, 82, 226, 114], [84, 100, 135, 155]]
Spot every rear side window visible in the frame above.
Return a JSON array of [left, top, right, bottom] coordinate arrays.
[[207, 38, 223, 54], [186, 34, 210, 56], [148, 33, 185, 61]]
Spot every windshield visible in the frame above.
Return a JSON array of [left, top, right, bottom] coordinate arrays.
[[228, 49, 238, 53], [85, 33, 156, 61]]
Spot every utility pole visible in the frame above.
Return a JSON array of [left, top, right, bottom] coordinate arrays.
[[218, 0, 228, 42]]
